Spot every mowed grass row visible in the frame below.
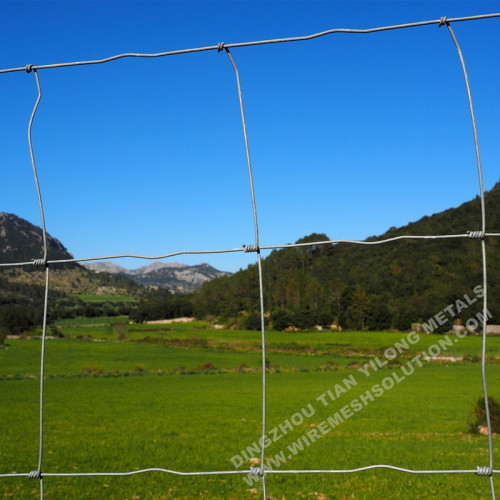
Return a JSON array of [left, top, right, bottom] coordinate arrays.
[[0, 338, 372, 378], [3, 333, 500, 379], [1, 323, 499, 499], [32, 318, 500, 359]]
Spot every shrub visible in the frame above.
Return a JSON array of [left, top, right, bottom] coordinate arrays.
[[242, 312, 262, 331], [316, 311, 334, 328], [0, 304, 35, 335], [468, 396, 500, 434], [293, 309, 315, 330], [271, 310, 293, 331]]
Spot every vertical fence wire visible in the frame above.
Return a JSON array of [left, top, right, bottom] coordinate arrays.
[[444, 21, 495, 498], [0, 13, 499, 500], [26, 67, 49, 498], [223, 45, 268, 495], [27, 69, 47, 265]]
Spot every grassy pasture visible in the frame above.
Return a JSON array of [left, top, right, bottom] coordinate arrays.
[[1, 320, 499, 499]]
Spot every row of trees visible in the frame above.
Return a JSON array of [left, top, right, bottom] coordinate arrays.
[[129, 294, 193, 323], [194, 225, 497, 331]]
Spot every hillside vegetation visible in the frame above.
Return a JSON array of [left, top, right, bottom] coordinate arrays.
[[195, 182, 500, 331], [0, 213, 148, 336], [2, 182, 500, 334]]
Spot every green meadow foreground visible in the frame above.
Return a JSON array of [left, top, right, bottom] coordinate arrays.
[[1, 319, 499, 499]]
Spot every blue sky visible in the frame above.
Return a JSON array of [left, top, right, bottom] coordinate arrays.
[[1, 1, 499, 273]]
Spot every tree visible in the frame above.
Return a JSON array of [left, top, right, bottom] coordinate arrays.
[[304, 277, 323, 310], [366, 298, 391, 330], [348, 286, 371, 330], [271, 310, 293, 331], [328, 277, 346, 325]]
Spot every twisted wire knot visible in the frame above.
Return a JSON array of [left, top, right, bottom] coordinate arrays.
[[438, 16, 448, 27], [217, 42, 226, 53], [467, 230, 485, 240], [26, 64, 34, 73], [32, 258, 48, 268], [243, 244, 259, 253], [250, 466, 265, 477], [29, 470, 41, 479], [476, 466, 492, 476]]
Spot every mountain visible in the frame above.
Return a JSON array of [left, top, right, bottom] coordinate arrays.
[[83, 261, 231, 292], [0, 212, 75, 265], [0, 212, 145, 307], [195, 181, 500, 330]]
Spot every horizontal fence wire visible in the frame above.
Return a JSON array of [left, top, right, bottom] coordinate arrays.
[[1, 465, 500, 479], [1, 14, 500, 74], [1, 233, 500, 269], [1, 13, 499, 500]]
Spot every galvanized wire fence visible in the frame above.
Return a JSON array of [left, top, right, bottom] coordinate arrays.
[[1, 14, 500, 499]]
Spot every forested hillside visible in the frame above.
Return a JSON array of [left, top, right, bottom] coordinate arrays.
[[0, 213, 147, 335], [3, 182, 500, 334], [195, 182, 500, 330]]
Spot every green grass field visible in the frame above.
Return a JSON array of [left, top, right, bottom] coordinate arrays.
[[1, 320, 499, 499]]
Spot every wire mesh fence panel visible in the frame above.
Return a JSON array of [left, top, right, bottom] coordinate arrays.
[[0, 14, 499, 500]]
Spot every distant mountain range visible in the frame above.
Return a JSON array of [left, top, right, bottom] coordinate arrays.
[[0, 212, 230, 295], [83, 261, 231, 292]]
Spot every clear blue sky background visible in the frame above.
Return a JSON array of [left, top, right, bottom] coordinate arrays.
[[1, 1, 499, 273]]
